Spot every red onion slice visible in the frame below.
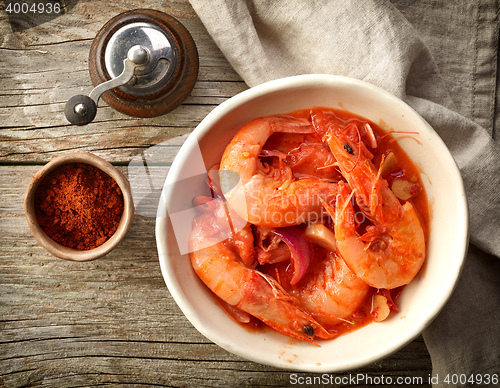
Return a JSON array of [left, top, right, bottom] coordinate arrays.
[[273, 226, 311, 285]]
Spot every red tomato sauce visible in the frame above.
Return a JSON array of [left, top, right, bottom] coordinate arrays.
[[211, 107, 430, 341]]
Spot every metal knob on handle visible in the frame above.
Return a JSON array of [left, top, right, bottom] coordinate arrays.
[[65, 96, 97, 126]]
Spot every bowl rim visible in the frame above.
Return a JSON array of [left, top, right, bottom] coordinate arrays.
[[24, 152, 135, 261], [156, 74, 469, 371]]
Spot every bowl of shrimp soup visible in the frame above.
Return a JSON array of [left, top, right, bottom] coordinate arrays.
[[156, 74, 468, 372]]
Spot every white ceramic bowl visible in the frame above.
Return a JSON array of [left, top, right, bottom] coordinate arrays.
[[155, 74, 468, 372]]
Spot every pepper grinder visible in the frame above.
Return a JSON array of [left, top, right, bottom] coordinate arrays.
[[65, 9, 199, 125]]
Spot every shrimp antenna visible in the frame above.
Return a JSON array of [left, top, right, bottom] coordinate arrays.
[[379, 130, 420, 145], [345, 124, 361, 174], [222, 201, 237, 238], [319, 197, 335, 219], [341, 189, 356, 218], [256, 271, 297, 303], [388, 134, 422, 145], [375, 153, 386, 181], [336, 316, 355, 325], [317, 162, 339, 170]]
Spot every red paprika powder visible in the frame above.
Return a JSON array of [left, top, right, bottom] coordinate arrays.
[[34, 162, 124, 250]]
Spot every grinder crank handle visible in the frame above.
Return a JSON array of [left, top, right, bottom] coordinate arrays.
[[64, 45, 149, 126]]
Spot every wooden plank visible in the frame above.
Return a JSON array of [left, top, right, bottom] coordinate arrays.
[[0, 0, 433, 385], [1, 165, 432, 387]]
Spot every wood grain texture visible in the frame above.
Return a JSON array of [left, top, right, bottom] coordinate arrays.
[[0, 1, 433, 387]]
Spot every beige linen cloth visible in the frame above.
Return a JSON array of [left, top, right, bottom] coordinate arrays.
[[189, 0, 500, 384]]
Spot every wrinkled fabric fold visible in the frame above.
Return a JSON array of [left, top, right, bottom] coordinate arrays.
[[189, 0, 500, 384]]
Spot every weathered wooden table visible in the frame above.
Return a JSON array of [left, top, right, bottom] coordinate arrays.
[[1, 1, 433, 386]]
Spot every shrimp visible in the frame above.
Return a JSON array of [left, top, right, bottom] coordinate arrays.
[[312, 109, 426, 289], [288, 251, 370, 328], [219, 116, 338, 228], [189, 198, 330, 344]]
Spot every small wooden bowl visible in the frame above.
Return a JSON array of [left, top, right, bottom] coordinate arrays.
[[24, 152, 134, 261]]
